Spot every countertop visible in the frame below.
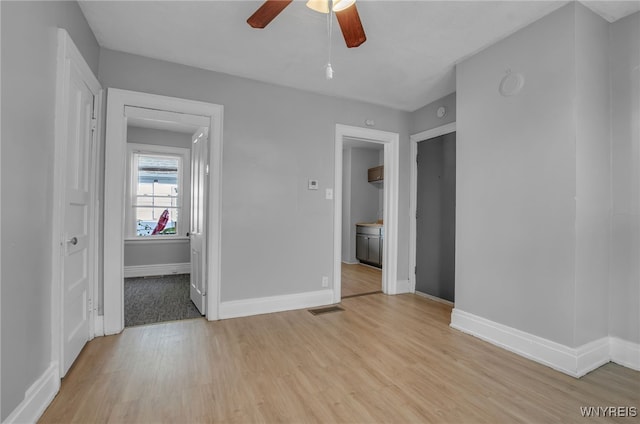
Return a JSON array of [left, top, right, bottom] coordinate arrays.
[[356, 221, 384, 228]]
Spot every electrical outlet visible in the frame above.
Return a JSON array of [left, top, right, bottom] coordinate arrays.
[[321, 276, 329, 288]]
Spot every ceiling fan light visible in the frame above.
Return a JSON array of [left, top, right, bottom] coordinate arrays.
[[332, 0, 356, 12], [306, 0, 330, 14]]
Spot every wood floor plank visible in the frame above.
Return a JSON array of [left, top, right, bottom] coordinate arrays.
[[341, 263, 381, 297], [40, 294, 639, 423]]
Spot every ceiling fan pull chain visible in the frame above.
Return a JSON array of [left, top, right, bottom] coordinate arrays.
[[326, 0, 334, 80]]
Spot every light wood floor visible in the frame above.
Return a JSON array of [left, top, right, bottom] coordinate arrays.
[[341, 263, 381, 298], [40, 294, 639, 423]]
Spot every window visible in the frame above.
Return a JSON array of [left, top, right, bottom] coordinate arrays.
[[126, 143, 190, 238]]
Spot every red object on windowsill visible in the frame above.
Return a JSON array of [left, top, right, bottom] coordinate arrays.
[[151, 209, 169, 235]]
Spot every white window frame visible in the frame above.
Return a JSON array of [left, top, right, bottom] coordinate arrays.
[[125, 143, 191, 240]]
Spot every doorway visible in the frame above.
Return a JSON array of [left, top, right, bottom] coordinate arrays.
[[122, 113, 207, 327], [415, 132, 456, 301], [333, 124, 400, 303], [409, 122, 457, 303], [341, 139, 384, 298], [103, 89, 223, 335]]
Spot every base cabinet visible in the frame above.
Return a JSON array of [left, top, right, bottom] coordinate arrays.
[[356, 225, 383, 268]]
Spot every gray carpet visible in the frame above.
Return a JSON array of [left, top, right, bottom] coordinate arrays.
[[124, 274, 202, 327]]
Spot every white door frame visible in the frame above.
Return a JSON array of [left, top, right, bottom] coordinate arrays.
[[103, 89, 223, 334], [333, 124, 399, 303], [409, 122, 456, 293], [52, 29, 103, 376]]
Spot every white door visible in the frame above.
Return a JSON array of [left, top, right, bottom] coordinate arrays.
[[190, 128, 208, 314], [61, 64, 96, 376]]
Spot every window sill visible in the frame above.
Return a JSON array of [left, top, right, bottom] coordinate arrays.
[[125, 236, 190, 244]]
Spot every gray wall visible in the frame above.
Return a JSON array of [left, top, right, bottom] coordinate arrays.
[[124, 240, 191, 267], [410, 7, 639, 350], [573, 5, 611, 346], [0, 1, 100, 420], [410, 92, 456, 135], [342, 148, 382, 263], [98, 48, 411, 303], [124, 127, 192, 267], [455, 3, 617, 348], [609, 12, 640, 344]]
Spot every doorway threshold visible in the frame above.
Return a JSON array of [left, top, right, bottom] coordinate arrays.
[[342, 290, 383, 300]]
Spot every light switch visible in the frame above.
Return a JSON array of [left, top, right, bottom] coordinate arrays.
[[308, 179, 318, 190], [325, 188, 333, 200]]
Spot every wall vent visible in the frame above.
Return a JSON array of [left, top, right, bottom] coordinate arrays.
[[308, 306, 344, 315]]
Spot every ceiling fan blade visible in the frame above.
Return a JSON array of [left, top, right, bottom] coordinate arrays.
[[247, 0, 293, 29], [334, 3, 366, 48]]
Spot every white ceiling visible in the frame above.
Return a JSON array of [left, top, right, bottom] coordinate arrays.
[[79, 0, 639, 112]]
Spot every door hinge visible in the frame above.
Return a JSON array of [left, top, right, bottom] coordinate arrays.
[[90, 118, 97, 132], [87, 297, 93, 313], [205, 164, 210, 176], [414, 266, 417, 275], [416, 154, 419, 163]]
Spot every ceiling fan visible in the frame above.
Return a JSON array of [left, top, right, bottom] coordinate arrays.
[[247, 0, 367, 48]]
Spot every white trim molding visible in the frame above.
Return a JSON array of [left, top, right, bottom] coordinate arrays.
[[610, 337, 640, 371], [388, 279, 411, 295], [409, 122, 456, 293], [450, 309, 611, 378], [219, 290, 335, 320], [93, 315, 105, 338], [3, 362, 60, 424], [123, 263, 191, 278], [334, 124, 400, 304], [104, 89, 223, 335]]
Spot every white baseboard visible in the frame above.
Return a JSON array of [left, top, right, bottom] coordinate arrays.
[[450, 309, 610, 378], [409, 276, 416, 293], [341, 260, 359, 265], [3, 361, 60, 424], [388, 279, 411, 295], [123, 262, 190, 278], [219, 289, 334, 320], [93, 315, 104, 337], [610, 337, 640, 371], [576, 337, 611, 377]]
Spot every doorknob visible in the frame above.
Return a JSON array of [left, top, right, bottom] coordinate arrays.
[[67, 236, 78, 245]]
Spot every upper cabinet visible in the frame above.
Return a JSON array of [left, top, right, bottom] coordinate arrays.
[[368, 165, 384, 183]]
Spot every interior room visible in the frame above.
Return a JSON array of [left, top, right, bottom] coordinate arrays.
[[123, 123, 199, 327], [341, 137, 384, 298], [1, 1, 639, 423]]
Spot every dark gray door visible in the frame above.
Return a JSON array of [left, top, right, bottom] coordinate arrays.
[[415, 132, 456, 302]]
